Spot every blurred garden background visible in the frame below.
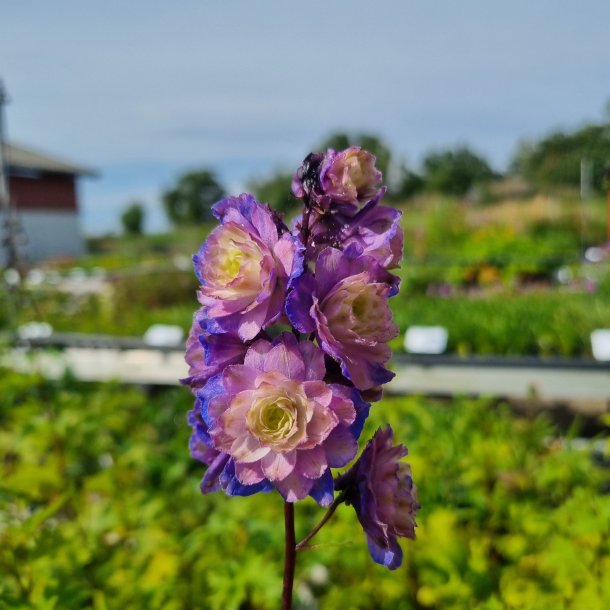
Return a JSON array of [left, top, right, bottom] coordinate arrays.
[[1, 123, 609, 609], [2, 2, 610, 609]]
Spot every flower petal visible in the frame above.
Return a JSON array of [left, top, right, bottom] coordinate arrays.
[[366, 535, 403, 570], [199, 453, 230, 494], [285, 273, 316, 333], [323, 426, 358, 468], [297, 340, 326, 381], [231, 434, 270, 463], [263, 336, 305, 380], [295, 445, 328, 480], [235, 460, 266, 485], [308, 469, 334, 507], [219, 459, 272, 496], [261, 450, 297, 481], [303, 380, 333, 409], [274, 471, 315, 502], [244, 337, 274, 369], [223, 365, 258, 396]]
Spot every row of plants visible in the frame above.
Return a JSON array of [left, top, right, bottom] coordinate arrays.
[[3, 272, 608, 359], [61, 193, 610, 289], [2, 193, 608, 357], [390, 278, 610, 358], [1, 369, 608, 609], [404, 195, 608, 287]]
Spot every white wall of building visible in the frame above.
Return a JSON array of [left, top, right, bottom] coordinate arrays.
[[9, 210, 85, 263]]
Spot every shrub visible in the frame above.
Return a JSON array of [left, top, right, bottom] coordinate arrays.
[[1, 371, 608, 609], [391, 290, 608, 357]]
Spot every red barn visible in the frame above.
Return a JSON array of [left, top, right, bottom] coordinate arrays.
[[3, 142, 96, 263]]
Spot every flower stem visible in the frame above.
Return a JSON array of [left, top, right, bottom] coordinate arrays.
[[281, 501, 296, 610], [295, 491, 346, 551], [300, 202, 314, 255]]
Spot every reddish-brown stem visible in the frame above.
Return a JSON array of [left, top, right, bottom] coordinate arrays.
[[300, 206, 312, 249], [281, 501, 296, 610], [295, 491, 346, 551]]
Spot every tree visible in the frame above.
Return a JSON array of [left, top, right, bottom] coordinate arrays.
[[248, 172, 295, 215], [510, 122, 610, 193], [162, 170, 225, 225], [391, 163, 425, 200], [121, 201, 144, 236], [319, 132, 351, 152], [422, 147, 494, 196]]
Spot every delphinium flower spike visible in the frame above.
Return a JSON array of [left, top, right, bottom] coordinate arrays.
[[183, 144, 416, 609]]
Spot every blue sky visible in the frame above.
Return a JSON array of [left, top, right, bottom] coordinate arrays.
[[2, 0, 609, 234]]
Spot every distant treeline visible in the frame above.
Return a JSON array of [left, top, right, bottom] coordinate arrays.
[[123, 113, 610, 231], [247, 120, 610, 215]]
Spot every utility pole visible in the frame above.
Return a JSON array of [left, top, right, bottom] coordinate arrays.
[[579, 158, 593, 257], [0, 80, 25, 274], [0, 80, 9, 211], [605, 166, 610, 245]]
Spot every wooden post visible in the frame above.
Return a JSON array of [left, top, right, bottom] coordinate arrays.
[[605, 166, 610, 245], [607, 185, 610, 244]]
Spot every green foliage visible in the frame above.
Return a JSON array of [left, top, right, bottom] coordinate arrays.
[[2, 286, 194, 338], [0, 285, 15, 331], [512, 121, 610, 193], [162, 170, 225, 225], [4, 192, 609, 356], [391, 164, 425, 200], [391, 289, 609, 357], [423, 147, 495, 196], [248, 172, 295, 215], [112, 270, 198, 310], [393, 194, 610, 356], [85, 225, 213, 270], [120, 201, 145, 236], [3, 191, 608, 359], [1, 370, 608, 609]]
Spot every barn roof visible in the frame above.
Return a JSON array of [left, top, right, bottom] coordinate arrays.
[[6, 142, 97, 177]]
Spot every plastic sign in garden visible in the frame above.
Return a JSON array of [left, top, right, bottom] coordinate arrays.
[[182, 146, 418, 608]]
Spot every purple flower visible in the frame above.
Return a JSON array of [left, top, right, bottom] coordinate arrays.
[[193, 194, 303, 341], [339, 204, 403, 269], [305, 202, 403, 269], [336, 426, 418, 569], [187, 402, 271, 496], [188, 400, 219, 469], [292, 148, 384, 216], [182, 310, 247, 393], [286, 246, 399, 391], [202, 333, 366, 504], [319, 147, 384, 213]]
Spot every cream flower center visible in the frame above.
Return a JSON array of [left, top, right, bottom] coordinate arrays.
[[246, 389, 307, 451], [206, 224, 265, 298], [219, 244, 243, 282], [324, 280, 390, 339]]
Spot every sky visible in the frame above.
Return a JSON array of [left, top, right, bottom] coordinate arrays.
[[2, 0, 609, 234]]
